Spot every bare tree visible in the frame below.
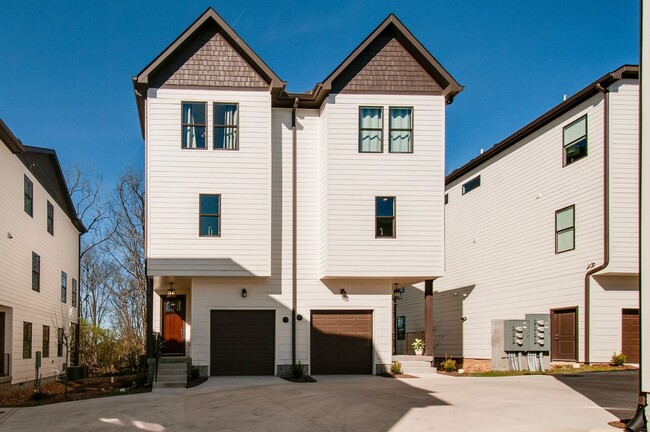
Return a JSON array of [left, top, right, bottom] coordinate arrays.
[[106, 167, 146, 365]]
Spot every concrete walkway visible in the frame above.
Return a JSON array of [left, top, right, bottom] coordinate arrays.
[[0, 373, 620, 431]]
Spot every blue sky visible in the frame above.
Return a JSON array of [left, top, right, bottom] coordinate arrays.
[[0, 1, 639, 184]]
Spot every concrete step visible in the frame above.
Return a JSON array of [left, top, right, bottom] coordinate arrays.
[[153, 381, 186, 389], [157, 364, 187, 372], [157, 372, 187, 380], [392, 355, 434, 362], [158, 356, 191, 364]]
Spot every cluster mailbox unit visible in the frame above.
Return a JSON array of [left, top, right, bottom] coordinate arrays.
[[504, 314, 550, 371]]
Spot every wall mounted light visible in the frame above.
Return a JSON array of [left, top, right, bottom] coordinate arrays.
[[7, 232, 13, 239], [392, 284, 403, 301], [340, 289, 348, 299], [282, 317, 289, 323], [297, 314, 303, 321], [167, 282, 176, 299], [241, 289, 247, 298], [460, 316, 468, 322]]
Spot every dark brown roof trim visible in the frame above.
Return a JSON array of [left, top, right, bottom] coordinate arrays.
[[19, 145, 86, 233], [321, 14, 463, 104], [0, 118, 25, 153], [446, 65, 639, 185]]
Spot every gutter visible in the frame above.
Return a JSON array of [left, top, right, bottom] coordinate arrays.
[[291, 98, 299, 367], [583, 84, 610, 364]]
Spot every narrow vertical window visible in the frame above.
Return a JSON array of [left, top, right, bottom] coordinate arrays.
[[72, 278, 77, 307], [23, 322, 32, 359], [32, 252, 40, 292], [24, 175, 33, 216], [61, 271, 67, 303], [57, 328, 63, 357], [181, 102, 206, 149], [389, 107, 413, 153], [563, 115, 587, 165], [444, 194, 449, 205], [214, 103, 239, 150], [359, 107, 383, 152], [43, 325, 50, 358], [47, 201, 54, 235], [555, 205, 575, 253], [376, 197, 396, 238], [199, 194, 220, 237]]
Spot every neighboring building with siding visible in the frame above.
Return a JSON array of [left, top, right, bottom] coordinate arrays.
[[397, 66, 640, 367], [133, 8, 461, 377], [0, 118, 84, 386]]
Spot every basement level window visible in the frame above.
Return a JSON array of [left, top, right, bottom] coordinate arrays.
[[462, 176, 481, 195]]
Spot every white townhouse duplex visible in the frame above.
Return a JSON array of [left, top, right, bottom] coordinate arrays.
[[133, 8, 461, 377], [0, 119, 84, 387], [398, 66, 640, 368]]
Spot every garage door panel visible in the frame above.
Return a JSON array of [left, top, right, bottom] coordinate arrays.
[[210, 310, 275, 376], [311, 310, 373, 374]]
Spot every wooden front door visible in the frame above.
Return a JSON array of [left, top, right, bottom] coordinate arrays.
[[162, 295, 185, 355], [622, 309, 639, 363], [551, 307, 578, 361]]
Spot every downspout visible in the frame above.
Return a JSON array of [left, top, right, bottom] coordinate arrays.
[[583, 84, 610, 364], [291, 97, 299, 367]]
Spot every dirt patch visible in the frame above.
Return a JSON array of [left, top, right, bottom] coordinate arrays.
[[0, 374, 150, 407]]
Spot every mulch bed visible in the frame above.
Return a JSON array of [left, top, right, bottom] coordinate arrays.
[[186, 377, 208, 388], [281, 375, 318, 383], [380, 373, 417, 379], [0, 374, 150, 407], [608, 419, 630, 429]]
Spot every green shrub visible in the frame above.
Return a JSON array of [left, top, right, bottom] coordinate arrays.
[[190, 365, 200, 379], [134, 372, 148, 387], [292, 362, 304, 378], [441, 355, 458, 372], [611, 352, 627, 367], [390, 361, 403, 375]]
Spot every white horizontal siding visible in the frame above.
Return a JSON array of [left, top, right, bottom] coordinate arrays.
[[0, 143, 79, 384], [146, 88, 271, 276], [431, 88, 638, 361], [322, 94, 445, 279]]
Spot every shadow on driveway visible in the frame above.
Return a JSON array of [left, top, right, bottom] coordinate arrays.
[[553, 370, 639, 421]]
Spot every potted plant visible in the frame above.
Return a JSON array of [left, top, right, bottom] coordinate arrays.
[[412, 338, 425, 355]]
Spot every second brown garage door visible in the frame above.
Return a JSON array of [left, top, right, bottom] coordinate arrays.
[[622, 309, 639, 363], [311, 310, 372, 374], [210, 310, 275, 376]]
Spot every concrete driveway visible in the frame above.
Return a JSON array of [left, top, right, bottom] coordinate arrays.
[[0, 374, 620, 432]]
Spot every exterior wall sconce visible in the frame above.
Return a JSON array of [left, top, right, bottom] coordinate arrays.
[[241, 289, 247, 298], [282, 317, 289, 323], [340, 289, 348, 299], [460, 316, 468, 322], [167, 282, 176, 299], [297, 314, 303, 321], [392, 284, 404, 301]]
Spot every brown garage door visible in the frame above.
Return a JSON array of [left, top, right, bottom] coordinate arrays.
[[622, 309, 639, 363], [551, 307, 578, 361], [210, 310, 275, 376], [311, 310, 372, 374]]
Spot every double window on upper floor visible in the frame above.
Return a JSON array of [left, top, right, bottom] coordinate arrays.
[[359, 107, 413, 153], [182, 102, 238, 150]]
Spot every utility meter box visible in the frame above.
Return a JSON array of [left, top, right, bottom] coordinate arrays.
[[525, 314, 550, 352], [503, 320, 529, 351], [35, 351, 41, 368]]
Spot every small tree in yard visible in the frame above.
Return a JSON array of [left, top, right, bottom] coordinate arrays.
[[52, 306, 77, 397]]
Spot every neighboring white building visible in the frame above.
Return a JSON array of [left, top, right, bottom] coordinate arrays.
[[0, 119, 84, 386], [398, 66, 640, 368], [133, 8, 461, 376]]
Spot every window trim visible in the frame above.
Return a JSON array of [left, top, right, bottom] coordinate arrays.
[[199, 194, 221, 237], [24, 175, 33, 217], [375, 196, 396, 239], [61, 271, 67, 303], [57, 328, 63, 357], [32, 252, 40, 292], [462, 175, 481, 195], [388, 106, 414, 154], [213, 102, 239, 150], [555, 204, 576, 254], [47, 200, 54, 235], [23, 322, 32, 359], [563, 115, 588, 167], [358, 106, 384, 153], [43, 325, 50, 358], [72, 278, 77, 307], [181, 101, 207, 150]]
